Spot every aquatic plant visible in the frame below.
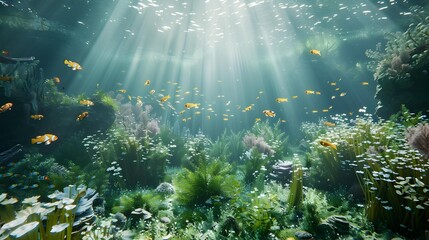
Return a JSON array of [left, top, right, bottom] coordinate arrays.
[[158, 126, 186, 167], [92, 90, 119, 111], [306, 110, 429, 237], [240, 149, 271, 187], [354, 139, 429, 237], [43, 79, 76, 106], [111, 189, 161, 222], [1, 153, 65, 200], [247, 120, 289, 159], [0, 185, 97, 240], [82, 127, 170, 189], [405, 122, 429, 156], [173, 158, 240, 208], [231, 184, 286, 238], [287, 164, 303, 212], [365, 7, 429, 117]]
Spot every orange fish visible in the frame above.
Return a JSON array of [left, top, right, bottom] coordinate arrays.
[[30, 115, 44, 120], [31, 134, 58, 145], [263, 110, 276, 117], [160, 95, 170, 103], [64, 59, 82, 70], [184, 103, 200, 109], [76, 112, 89, 121], [0, 103, 13, 113], [276, 98, 288, 103], [319, 140, 337, 150], [310, 49, 321, 56], [79, 100, 94, 106]]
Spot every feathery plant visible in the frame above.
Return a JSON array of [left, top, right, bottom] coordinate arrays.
[[249, 120, 289, 159], [173, 159, 240, 208]]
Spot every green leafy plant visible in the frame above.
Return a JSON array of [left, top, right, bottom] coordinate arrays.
[[173, 159, 240, 208], [287, 164, 303, 212]]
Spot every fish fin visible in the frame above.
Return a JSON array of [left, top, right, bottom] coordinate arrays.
[[72, 67, 76, 71], [45, 141, 51, 145]]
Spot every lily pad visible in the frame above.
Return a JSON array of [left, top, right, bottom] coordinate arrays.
[[1, 197, 17, 205], [10, 221, 39, 238], [50, 223, 69, 233], [22, 196, 40, 205], [0, 193, 7, 202], [1, 217, 27, 230]]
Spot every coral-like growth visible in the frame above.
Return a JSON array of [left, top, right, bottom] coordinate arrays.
[[243, 133, 275, 156], [406, 124, 429, 157], [366, 7, 429, 117], [155, 182, 175, 196]]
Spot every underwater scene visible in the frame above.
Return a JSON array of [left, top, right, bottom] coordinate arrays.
[[1, 0, 429, 239]]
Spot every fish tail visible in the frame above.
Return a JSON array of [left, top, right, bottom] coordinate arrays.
[[64, 59, 69, 64], [31, 138, 38, 144]]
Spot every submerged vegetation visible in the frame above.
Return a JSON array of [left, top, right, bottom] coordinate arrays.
[[3, 103, 427, 239], [1, 3, 429, 240]]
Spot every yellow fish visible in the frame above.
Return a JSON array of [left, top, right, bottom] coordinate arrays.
[[160, 95, 170, 103], [118, 89, 127, 93], [361, 82, 369, 85], [79, 100, 94, 106], [179, 110, 186, 115], [255, 118, 261, 122], [292, 96, 298, 99], [315, 91, 321, 95], [323, 121, 336, 127], [31, 134, 58, 145], [281, 119, 286, 123], [339, 92, 347, 97], [149, 89, 156, 94], [310, 49, 321, 56], [305, 90, 315, 95], [312, 110, 318, 113], [184, 103, 200, 109], [136, 97, 143, 107], [30, 114, 44, 120], [243, 104, 254, 112], [276, 98, 288, 103], [52, 77, 60, 84], [145, 80, 150, 86], [76, 112, 89, 121], [0, 102, 12, 113], [319, 140, 337, 150], [223, 118, 229, 121], [194, 111, 201, 115], [322, 109, 329, 113], [64, 59, 82, 70], [330, 82, 336, 86], [263, 110, 276, 117]]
